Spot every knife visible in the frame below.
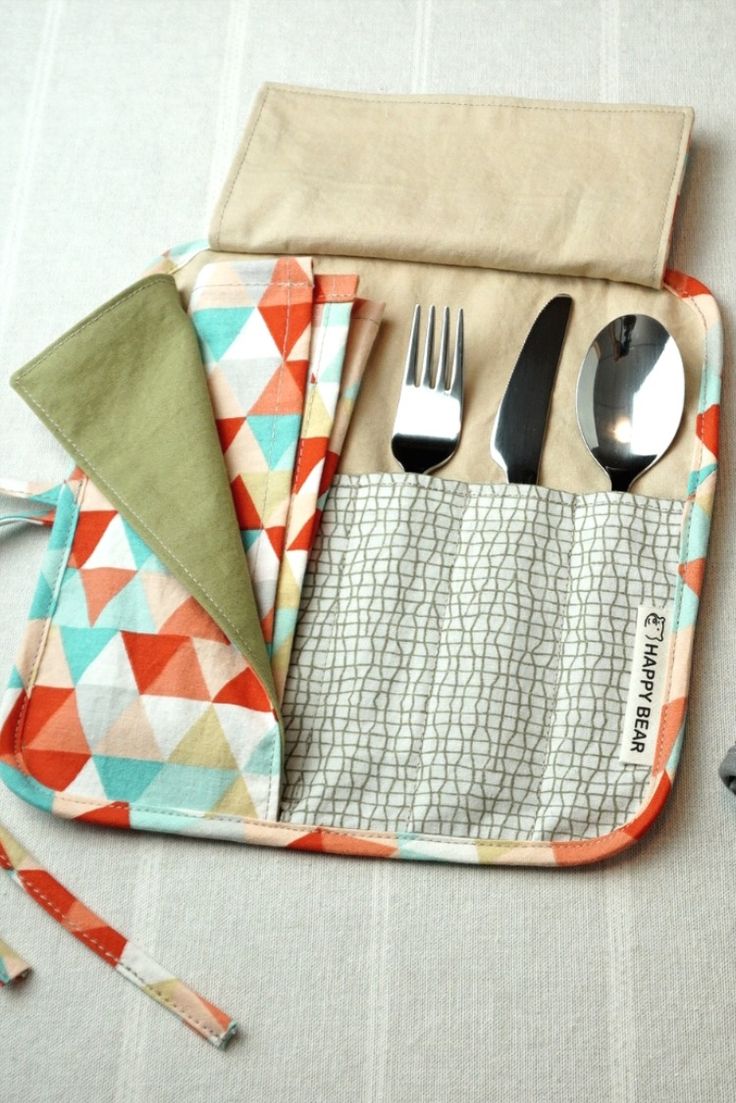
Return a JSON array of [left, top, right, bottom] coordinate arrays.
[[490, 295, 573, 484]]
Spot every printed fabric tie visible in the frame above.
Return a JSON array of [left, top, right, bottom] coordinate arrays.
[[0, 481, 237, 1046]]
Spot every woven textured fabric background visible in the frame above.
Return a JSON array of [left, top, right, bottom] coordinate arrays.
[[1, 2, 734, 1100]]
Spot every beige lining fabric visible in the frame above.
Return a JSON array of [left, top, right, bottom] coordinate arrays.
[[199, 85, 701, 501], [211, 83, 692, 290], [175, 252, 702, 500]]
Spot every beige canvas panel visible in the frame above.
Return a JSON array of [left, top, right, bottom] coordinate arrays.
[[211, 84, 693, 290], [175, 251, 702, 499]]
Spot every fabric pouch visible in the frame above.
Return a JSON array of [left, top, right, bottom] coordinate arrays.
[[0, 86, 722, 878]]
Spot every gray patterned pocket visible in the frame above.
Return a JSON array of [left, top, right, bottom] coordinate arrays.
[[280, 473, 683, 841]]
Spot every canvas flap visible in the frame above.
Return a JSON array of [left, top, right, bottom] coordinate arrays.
[[210, 83, 693, 289], [10, 274, 276, 703]]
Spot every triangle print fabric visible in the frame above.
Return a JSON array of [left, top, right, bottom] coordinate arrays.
[[0, 935, 30, 987], [189, 263, 363, 696], [0, 258, 373, 845], [0, 473, 283, 830], [188, 258, 314, 648], [277, 296, 386, 694], [0, 818, 236, 1045], [270, 274, 358, 698]]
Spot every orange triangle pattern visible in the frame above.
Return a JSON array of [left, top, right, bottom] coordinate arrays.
[[214, 666, 272, 711], [678, 557, 706, 596], [696, 405, 719, 456], [145, 640, 211, 701], [266, 526, 286, 556], [216, 416, 246, 452], [76, 802, 130, 829], [22, 686, 75, 746], [20, 870, 127, 962], [287, 515, 316, 553], [122, 631, 187, 694], [249, 362, 307, 416], [24, 693, 88, 754], [159, 597, 229, 644], [68, 510, 116, 568], [0, 692, 26, 762], [230, 476, 261, 531], [260, 302, 310, 359], [80, 567, 137, 624], [293, 436, 329, 493]]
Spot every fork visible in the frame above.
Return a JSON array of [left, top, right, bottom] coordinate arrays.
[[390, 304, 464, 474]]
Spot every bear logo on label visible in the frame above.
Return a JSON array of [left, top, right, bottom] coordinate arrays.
[[643, 613, 666, 642]]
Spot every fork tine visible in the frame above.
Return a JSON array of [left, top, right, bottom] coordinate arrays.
[[419, 305, 435, 387], [403, 304, 421, 387], [450, 308, 464, 402], [434, 306, 450, 390]]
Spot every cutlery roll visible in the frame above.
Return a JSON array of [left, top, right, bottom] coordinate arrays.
[[0, 85, 722, 870]]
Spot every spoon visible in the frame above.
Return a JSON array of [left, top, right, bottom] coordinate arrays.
[[576, 314, 685, 492]]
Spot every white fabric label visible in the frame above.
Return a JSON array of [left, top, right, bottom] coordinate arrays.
[[620, 604, 670, 766]]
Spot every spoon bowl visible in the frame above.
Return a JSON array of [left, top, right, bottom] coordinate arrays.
[[576, 314, 685, 492]]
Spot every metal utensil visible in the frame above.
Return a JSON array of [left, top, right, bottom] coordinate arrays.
[[576, 314, 685, 492], [490, 295, 573, 484], [391, 304, 464, 474]]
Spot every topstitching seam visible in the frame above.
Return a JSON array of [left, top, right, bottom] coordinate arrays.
[[14, 385, 275, 703]]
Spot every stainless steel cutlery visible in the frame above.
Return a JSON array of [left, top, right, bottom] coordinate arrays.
[[576, 314, 685, 492], [392, 300, 685, 490], [490, 295, 573, 484], [391, 304, 464, 474]]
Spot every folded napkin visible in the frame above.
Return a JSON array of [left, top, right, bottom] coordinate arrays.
[[270, 274, 357, 693], [272, 293, 384, 699], [188, 258, 316, 646], [188, 260, 374, 696]]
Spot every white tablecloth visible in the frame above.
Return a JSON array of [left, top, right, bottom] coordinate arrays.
[[1, 2, 734, 1100]]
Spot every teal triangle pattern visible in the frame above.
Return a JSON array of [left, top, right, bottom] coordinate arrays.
[[193, 307, 254, 362], [248, 414, 302, 470], [54, 569, 90, 628], [48, 485, 80, 550], [122, 518, 157, 570], [29, 572, 54, 620], [244, 729, 279, 776], [271, 607, 298, 653], [94, 755, 164, 802], [242, 529, 260, 552], [94, 575, 156, 633], [687, 463, 717, 495], [137, 762, 239, 812], [680, 501, 710, 563], [60, 626, 118, 683], [320, 351, 347, 384], [674, 581, 700, 631], [396, 833, 439, 861]]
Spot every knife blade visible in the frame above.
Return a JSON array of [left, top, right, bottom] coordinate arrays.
[[490, 294, 573, 484]]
